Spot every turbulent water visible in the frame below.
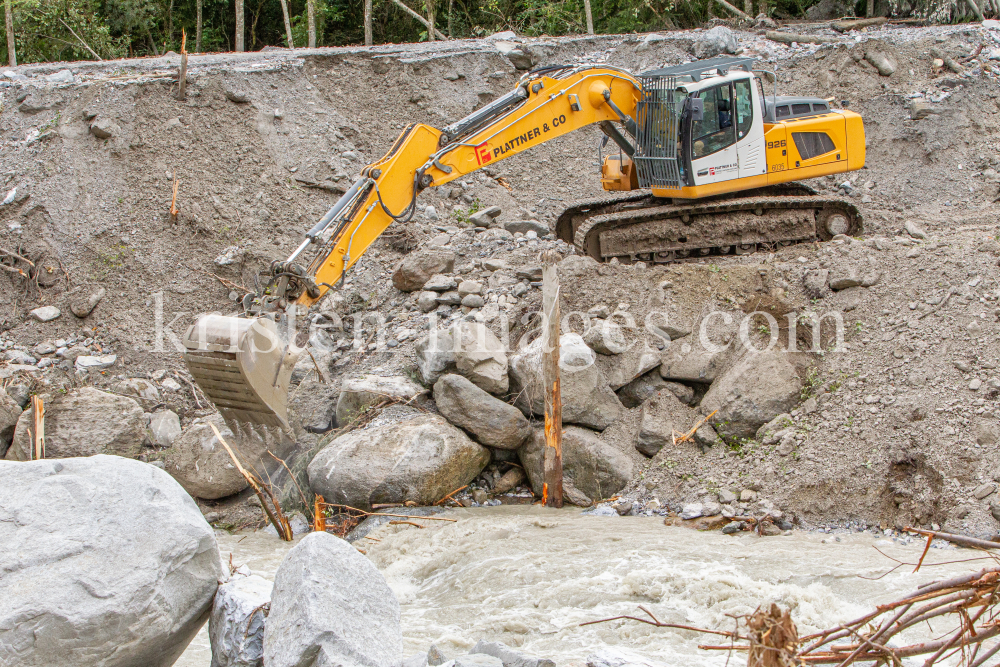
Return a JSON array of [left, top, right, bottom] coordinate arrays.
[[178, 506, 982, 666]]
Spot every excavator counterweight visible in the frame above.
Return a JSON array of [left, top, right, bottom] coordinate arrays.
[[182, 57, 867, 430]]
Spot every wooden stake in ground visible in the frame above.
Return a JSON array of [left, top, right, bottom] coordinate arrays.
[[314, 494, 326, 532], [540, 249, 563, 508], [235, 0, 244, 52], [170, 172, 179, 220], [583, 0, 594, 34], [31, 395, 44, 460], [364, 0, 372, 45], [5, 0, 16, 67], [176, 30, 187, 101]]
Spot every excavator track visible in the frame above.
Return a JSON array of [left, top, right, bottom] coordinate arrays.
[[556, 185, 862, 264]]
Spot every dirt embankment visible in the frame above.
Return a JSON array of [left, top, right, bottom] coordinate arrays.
[[2, 23, 1000, 534]]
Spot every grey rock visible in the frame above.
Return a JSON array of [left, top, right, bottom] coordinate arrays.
[[471, 640, 556, 667], [263, 532, 402, 667], [462, 294, 485, 308], [424, 273, 458, 292], [163, 414, 263, 500], [90, 117, 121, 139], [692, 26, 738, 59], [437, 291, 462, 306], [457, 280, 483, 297], [722, 521, 743, 534], [115, 377, 161, 403], [618, 370, 687, 409], [70, 287, 106, 317], [803, 269, 830, 298], [991, 502, 1000, 523], [5, 349, 35, 365], [33, 341, 56, 355], [681, 502, 705, 519], [0, 388, 22, 457], [30, 305, 60, 322], [308, 414, 490, 509], [6, 388, 145, 461], [404, 654, 430, 667], [496, 42, 534, 70], [417, 290, 440, 312], [595, 340, 661, 390], [149, 410, 182, 447], [469, 206, 502, 227], [583, 321, 627, 355], [515, 266, 543, 281], [453, 321, 509, 394], [864, 49, 896, 76], [909, 99, 934, 120], [433, 374, 530, 449], [57, 344, 89, 361], [224, 86, 250, 103], [504, 220, 548, 235], [483, 258, 507, 271], [46, 69, 74, 83], [509, 333, 624, 431], [492, 467, 525, 494], [974, 483, 997, 500], [0, 456, 223, 667], [393, 248, 456, 292], [336, 375, 428, 426], [636, 390, 698, 457], [428, 644, 449, 665], [210, 574, 272, 667], [701, 351, 807, 441], [718, 488, 737, 504], [659, 336, 728, 383], [416, 328, 457, 385], [75, 354, 117, 370], [756, 413, 793, 443], [904, 220, 928, 240], [6, 384, 29, 408], [520, 426, 634, 503]]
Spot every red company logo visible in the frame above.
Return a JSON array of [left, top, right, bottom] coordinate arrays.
[[708, 167, 716, 176], [475, 142, 492, 165]]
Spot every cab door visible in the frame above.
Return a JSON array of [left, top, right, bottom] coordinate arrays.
[[734, 77, 765, 178], [689, 83, 738, 186]]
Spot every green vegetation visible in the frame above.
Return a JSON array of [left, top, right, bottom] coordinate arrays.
[[2, 0, 894, 65]]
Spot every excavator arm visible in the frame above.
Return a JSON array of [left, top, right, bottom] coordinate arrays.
[[292, 65, 640, 308], [182, 65, 641, 431]]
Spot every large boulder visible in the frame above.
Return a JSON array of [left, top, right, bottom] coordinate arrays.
[[509, 333, 624, 431], [263, 532, 402, 667], [519, 426, 635, 504], [0, 455, 223, 667], [417, 322, 509, 394], [392, 248, 456, 292], [163, 414, 264, 500], [659, 336, 728, 383], [433, 374, 531, 450], [692, 26, 738, 59], [453, 322, 509, 395], [308, 414, 490, 509], [335, 375, 428, 426], [701, 350, 807, 441], [0, 387, 22, 457], [593, 333, 662, 391], [634, 390, 719, 456], [210, 573, 272, 667], [5, 388, 145, 461], [618, 370, 692, 408]]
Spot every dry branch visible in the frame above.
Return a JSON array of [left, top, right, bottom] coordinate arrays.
[[674, 409, 718, 444], [830, 17, 887, 31], [209, 422, 292, 540]]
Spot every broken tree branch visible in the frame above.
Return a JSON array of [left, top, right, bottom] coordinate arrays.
[[58, 18, 103, 60], [675, 409, 718, 444], [715, 0, 749, 18], [176, 29, 187, 100], [389, 0, 447, 39], [830, 17, 887, 31], [31, 395, 44, 460]]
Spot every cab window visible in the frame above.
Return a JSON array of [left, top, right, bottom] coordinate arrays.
[[733, 79, 753, 140], [691, 84, 735, 159]]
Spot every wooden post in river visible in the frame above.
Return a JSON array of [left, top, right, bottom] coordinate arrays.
[[540, 249, 562, 508]]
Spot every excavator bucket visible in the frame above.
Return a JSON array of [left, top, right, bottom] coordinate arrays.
[[181, 315, 301, 431]]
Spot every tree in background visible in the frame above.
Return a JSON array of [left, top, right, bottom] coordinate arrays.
[[5, 0, 15, 65]]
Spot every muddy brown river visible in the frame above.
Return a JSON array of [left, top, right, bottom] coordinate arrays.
[[177, 506, 982, 666]]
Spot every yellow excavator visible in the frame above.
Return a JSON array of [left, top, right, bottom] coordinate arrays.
[[182, 56, 866, 431]]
